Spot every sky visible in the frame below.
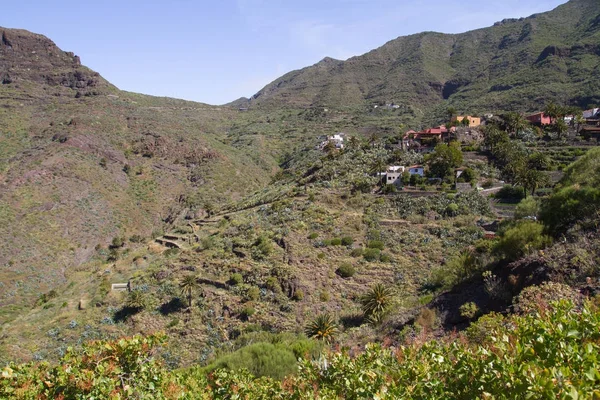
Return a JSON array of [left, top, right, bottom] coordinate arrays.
[[2, 0, 566, 105]]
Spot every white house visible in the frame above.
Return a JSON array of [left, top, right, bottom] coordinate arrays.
[[385, 172, 403, 186], [317, 133, 345, 150], [408, 165, 424, 176], [583, 108, 599, 119]]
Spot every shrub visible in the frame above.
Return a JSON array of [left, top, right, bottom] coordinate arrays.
[[367, 240, 384, 250], [483, 271, 511, 303], [350, 248, 363, 257], [514, 197, 539, 220], [307, 232, 319, 240], [252, 235, 273, 260], [493, 221, 552, 262], [335, 263, 356, 278], [415, 308, 438, 331], [229, 273, 244, 286], [292, 289, 304, 301], [319, 291, 330, 302], [514, 282, 582, 314], [495, 185, 525, 201], [244, 286, 261, 302], [379, 253, 391, 263], [459, 302, 480, 319], [445, 203, 459, 217], [265, 276, 281, 294], [317, 252, 326, 260], [239, 306, 255, 321], [305, 314, 338, 343], [363, 248, 381, 262], [330, 238, 342, 246], [540, 186, 600, 236], [341, 236, 354, 246], [204, 342, 298, 380]]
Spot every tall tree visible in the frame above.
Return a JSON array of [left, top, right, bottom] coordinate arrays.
[[180, 275, 199, 308], [428, 141, 463, 179]]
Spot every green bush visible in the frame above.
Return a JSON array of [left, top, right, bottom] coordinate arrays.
[[4, 301, 600, 398], [292, 289, 304, 301], [493, 221, 552, 262], [317, 252, 326, 260], [229, 273, 244, 286], [379, 253, 391, 263], [341, 236, 354, 246], [307, 232, 319, 240], [350, 248, 363, 257], [363, 248, 381, 262], [495, 185, 525, 201], [367, 240, 384, 250], [459, 302, 480, 319], [244, 286, 261, 302], [335, 263, 356, 278], [514, 197, 539, 220], [205, 342, 298, 380], [330, 238, 342, 246], [239, 306, 255, 321]]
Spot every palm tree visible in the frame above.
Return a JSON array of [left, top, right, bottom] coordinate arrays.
[[360, 283, 394, 321], [126, 290, 147, 310], [305, 314, 338, 343], [180, 275, 198, 308]]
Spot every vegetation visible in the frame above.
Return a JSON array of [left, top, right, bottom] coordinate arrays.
[[3, 299, 600, 398]]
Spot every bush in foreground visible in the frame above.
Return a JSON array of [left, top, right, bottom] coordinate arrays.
[[3, 299, 600, 398]]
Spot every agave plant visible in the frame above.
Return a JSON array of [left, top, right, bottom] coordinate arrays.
[[360, 283, 394, 320], [305, 314, 338, 343]]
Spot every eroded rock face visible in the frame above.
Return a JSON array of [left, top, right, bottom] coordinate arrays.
[[0, 27, 110, 96]]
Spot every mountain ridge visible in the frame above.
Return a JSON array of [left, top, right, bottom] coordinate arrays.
[[245, 0, 600, 112]]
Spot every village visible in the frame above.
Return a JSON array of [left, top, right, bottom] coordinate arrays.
[[315, 106, 600, 194]]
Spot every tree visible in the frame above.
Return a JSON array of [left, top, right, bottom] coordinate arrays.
[[348, 136, 361, 150], [180, 275, 199, 308], [447, 106, 457, 120], [502, 112, 529, 135], [516, 168, 549, 197], [428, 142, 463, 179], [553, 118, 568, 140], [483, 126, 510, 154], [527, 152, 551, 171], [305, 314, 338, 343]]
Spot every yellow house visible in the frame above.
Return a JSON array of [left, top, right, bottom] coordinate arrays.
[[452, 115, 481, 127]]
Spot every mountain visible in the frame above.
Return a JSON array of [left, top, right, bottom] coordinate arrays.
[[248, 0, 600, 113], [0, 27, 280, 324]]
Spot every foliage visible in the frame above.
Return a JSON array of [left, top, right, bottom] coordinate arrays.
[[4, 301, 600, 398], [363, 248, 381, 262], [428, 141, 463, 179], [495, 185, 525, 201], [360, 283, 394, 321], [350, 247, 363, 257], [305, 314, 338, 343], [341, 236, 354, 246], [493, 221, 552, 262], [336, 263, 356, 278], [514, 197, 540, 220], [179, 275, 198, 308], [229, 273, 244, 286], [367, 240, 384, 250], [514, 282, 582, 314], [125, 290, 148, 310], [459, 302, 480, 319]]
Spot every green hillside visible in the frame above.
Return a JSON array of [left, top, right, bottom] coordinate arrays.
[[248, 0, 600, 115]]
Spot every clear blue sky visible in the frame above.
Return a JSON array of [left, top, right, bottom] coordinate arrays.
[[2, 0, 566, 105]]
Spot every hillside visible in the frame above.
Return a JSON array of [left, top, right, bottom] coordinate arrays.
[[0, 27, 282, 325], [247, 0, 600, 115]]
